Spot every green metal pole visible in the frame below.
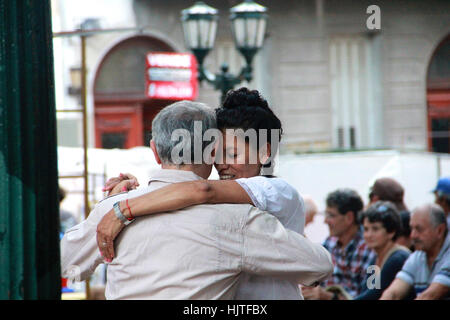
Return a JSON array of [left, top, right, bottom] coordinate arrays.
[[0, 0, 61, 299]]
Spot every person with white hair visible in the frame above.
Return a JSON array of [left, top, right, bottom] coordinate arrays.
[[303, 195, 318, 227], [380, 203, 449, 300]]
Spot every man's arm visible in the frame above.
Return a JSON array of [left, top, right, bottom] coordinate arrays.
[[416, 259, 450, 300], [241, 207, 333, 286], [61, 219, 103, 281], [60, 196, 124, 281], [415, 282, 449, 300], [379, 278, 412, 300]]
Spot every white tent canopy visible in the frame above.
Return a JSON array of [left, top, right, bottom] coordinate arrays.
[[58, 147, 449, 243]]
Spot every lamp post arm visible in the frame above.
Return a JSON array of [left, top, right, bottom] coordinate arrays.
[[198, 65, 216, 84], [196, 62, 252, 103], [237, 64, 253, 83]]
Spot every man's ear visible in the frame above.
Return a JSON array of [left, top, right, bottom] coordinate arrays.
[[345, 211, 356, 226], [436, 223, 446, 239], [150, 140, 162, 165]]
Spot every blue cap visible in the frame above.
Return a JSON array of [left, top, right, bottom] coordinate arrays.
[[433, 177, 450, 196]]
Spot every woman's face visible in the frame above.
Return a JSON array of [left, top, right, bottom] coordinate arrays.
[[363, 218, 394, 251], [214, 130, 263, 180]]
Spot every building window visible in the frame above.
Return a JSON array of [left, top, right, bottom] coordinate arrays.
[[329, 34, 383, 149], [427, 34, 450, 153], [101, 132, 127, 149]]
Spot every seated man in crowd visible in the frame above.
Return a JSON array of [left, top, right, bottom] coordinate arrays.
[[380, 203, 450, 300], [303, 189, 376, 300]]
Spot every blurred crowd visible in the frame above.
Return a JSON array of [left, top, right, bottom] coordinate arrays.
[[59, 174, 449, 300], [302, 176, 450, 300]]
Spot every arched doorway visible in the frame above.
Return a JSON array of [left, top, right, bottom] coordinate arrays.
[[427, 34, 450, 153], [93, 35, 176, 149]]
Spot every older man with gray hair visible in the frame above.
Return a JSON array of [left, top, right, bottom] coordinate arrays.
[[380, 203, 450, 300], [61, 100, 332, 299]]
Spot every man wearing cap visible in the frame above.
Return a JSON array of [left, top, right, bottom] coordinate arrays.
[[433, 176, 450, 229]]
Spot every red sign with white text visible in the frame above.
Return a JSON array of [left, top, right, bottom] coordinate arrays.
[[146, 52, 198, 101]]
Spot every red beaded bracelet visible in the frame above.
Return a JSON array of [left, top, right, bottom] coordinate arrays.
[[126, 198, 134, 221]]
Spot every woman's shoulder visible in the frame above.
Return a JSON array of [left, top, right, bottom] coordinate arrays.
[[237, 176, 303, 215], [245, 176, 298, 192], [384, 247, 411, 268], [390, 248, 410, 259]]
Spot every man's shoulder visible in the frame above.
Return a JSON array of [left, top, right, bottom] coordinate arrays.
[[96, 191, 129, 208], [443, 234, 450, 254], [190, 202, 269, 222], [323, 236, 338, 249], [97, 187, 152, 205], [403, 250, 425, 266], [98, 191, 127, 204], [170, 202, 262, 232]]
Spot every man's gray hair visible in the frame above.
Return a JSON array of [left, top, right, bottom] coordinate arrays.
[[414, 203, 448, 237], [429, 203, 447, 229], [151, 100, 217, 165]]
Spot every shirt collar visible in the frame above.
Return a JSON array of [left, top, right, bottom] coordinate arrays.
[[436, 233, 450, 262], [337, 227, 364, 252], [147, 168, 204, 185]]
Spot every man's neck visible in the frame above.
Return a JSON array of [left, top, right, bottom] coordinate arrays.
[[426, 236, 446, 268], [337, 224, 359, 248], [161, 164, 208, 179]]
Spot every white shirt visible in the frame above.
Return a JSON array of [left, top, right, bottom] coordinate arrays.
[[61, 169, 332, 300], [236, 176, 305, 299]]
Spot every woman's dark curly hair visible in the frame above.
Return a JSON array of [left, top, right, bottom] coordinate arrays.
[[216, 87, 283, 154], [359, 201, 402, 241]]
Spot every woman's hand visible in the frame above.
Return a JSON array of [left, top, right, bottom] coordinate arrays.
[[103, 173, 140, 196], [96, 208, 125, 262]]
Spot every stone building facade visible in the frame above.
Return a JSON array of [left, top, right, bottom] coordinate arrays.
[[52, 0, 450, 153]]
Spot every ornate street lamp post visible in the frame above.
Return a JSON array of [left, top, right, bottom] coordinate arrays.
[[181, 0, 267, 102]]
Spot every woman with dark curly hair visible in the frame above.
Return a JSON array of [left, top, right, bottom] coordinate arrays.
[[355, 201, 412, 300], [98, 87, 308, 299]]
